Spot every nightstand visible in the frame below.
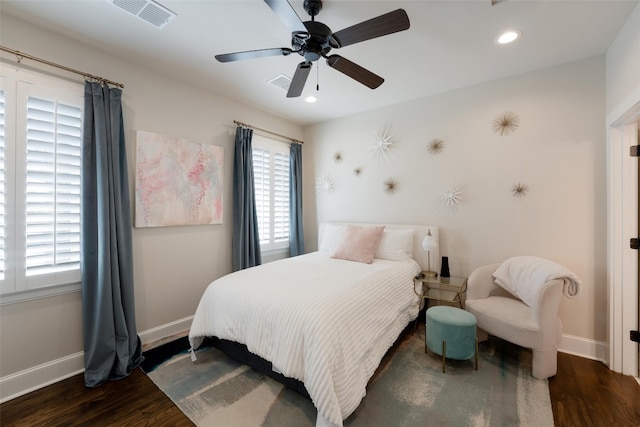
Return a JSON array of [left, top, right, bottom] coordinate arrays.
[[413, 273, 468, 330], [415, 274, 468, 308]]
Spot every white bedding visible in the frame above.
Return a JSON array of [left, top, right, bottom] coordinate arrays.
[[188, 251, 421, 426]]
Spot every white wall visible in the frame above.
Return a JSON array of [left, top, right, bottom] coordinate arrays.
[[606, 3, 640, 114], [0, 14, 303, 385], [304, 56, 607, 346]]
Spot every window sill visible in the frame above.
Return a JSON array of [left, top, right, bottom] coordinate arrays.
[[0, 282, 81, 306], [261, 247, 290, 264]]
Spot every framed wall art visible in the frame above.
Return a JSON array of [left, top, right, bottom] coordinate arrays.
[[135, 130, 224, 227]]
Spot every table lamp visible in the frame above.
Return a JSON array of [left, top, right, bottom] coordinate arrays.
[[421, 229, 438, 278]]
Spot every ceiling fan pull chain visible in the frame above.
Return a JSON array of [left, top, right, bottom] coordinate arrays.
[[317, 62, 320, 91]]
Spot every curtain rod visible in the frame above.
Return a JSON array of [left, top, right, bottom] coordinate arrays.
[[0, 46, 124, 89], [234, 120, 303, 144]]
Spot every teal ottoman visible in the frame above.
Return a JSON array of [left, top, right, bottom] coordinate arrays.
[[425, 306, 478, 372]]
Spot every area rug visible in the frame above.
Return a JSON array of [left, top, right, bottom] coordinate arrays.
[[142, 329, 553, 426]]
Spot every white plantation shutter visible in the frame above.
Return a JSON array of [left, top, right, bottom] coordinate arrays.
[[25, 96, 82, 280], [0, 89, 5, 282], [1, 71, 83, 300], [252, 136, 290, 251], [253, 146, 270, 244], [272, 151, 289, 244]]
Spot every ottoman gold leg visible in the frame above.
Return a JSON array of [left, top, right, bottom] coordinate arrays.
[[475, 338, 479, 370], [442, 340, 446, 373]]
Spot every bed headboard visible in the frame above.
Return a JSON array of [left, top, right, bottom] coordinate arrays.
[[318, 222, 440, 272]]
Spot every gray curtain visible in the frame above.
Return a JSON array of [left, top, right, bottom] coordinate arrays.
[[289, 143, 304, 256], [232, 126, 262, 271], [81, 81, 142, 387]]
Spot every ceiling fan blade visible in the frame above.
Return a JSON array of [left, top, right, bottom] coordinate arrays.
[[331, 9, 410, 48], [326, 55, 384, 89], [264, 0, 307, 34], [287, 61, 312, 98], [215, 48, 292, 63]]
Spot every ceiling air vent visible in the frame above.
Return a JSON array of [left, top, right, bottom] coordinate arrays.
[[108, 0, 176, 29], [268, 74, 292, 91]]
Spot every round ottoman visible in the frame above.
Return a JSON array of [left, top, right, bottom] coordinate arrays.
[[425, 306, 478, 372]]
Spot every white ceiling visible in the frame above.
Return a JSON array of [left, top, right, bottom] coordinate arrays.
[[1, 0, 637, 125]]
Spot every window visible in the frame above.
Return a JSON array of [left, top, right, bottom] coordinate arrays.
[[252, 135, 290, 252], [0, 70, 83, 302]]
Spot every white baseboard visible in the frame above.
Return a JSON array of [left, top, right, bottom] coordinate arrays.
[[0, 315, 194, 404], [139, 316, 193, 351], [559, 333, 607, 363], [0, 351, 84, 404]]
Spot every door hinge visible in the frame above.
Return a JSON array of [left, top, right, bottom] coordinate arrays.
[[631, 145, 640, 157], [631, 238, 640, 250], [631, 330, 640, 343]]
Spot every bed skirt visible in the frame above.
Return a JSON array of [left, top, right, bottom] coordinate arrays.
[[206, 319, 415, 406], [207, 336, 311, 399]]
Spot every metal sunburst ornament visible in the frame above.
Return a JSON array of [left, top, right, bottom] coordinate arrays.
[[493, 111, 520, 136], [442, 187, 463, 208], [369, 127, 394, 158], [353, 167, 362, 176], [333, 151, 343, 163], [512, 182, 529, 197], [427, 138, 444, 154], [383, 177, 398, 194], [316, 175, 335, 195]]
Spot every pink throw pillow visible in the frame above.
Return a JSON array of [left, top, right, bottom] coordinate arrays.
[[331, 225, 385, 264]]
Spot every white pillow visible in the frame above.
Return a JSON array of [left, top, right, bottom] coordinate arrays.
[[318, 224, 346, 252], [375, 228, 414, 261]]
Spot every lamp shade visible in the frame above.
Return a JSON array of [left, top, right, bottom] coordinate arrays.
[[422, 232, 437, 251]]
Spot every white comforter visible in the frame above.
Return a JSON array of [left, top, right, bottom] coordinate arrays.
[[188, 251, 421, 427]]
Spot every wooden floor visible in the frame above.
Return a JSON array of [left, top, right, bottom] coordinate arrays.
[[1, 350, 639, 426]]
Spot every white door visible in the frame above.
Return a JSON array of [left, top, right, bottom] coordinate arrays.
[[637, 125, 640, 376], [608, 108, 640, 377], [607, 108, 640, 376]]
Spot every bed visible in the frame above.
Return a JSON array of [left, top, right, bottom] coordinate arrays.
[[188, 222, 440, 427]]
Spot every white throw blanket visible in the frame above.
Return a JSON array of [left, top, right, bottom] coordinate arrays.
[[492, 255, 582, 308], [189, 252, 420, 427]]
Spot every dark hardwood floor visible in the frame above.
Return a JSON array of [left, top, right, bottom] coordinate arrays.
[[549, 352, 640, 426], [1, 345, 639, 426], [0, 369, 193, 427]]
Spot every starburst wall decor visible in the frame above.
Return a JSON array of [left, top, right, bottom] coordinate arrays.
[[316, 175, 335, 196], [443, 187, 463, 207], [438, 187, 463, 213], [383, 177, 398, 194], [512, 182, 528, 197], [493, 111, 520, 136], [333, 151, 342, 163], [369, 127, 394, 158], [427, 138, 444, 154]]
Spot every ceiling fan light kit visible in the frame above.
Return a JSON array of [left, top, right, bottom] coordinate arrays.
[[215, 0, 410, 98]]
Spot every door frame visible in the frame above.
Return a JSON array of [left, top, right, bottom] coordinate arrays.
[[607, 88, 640, 377]]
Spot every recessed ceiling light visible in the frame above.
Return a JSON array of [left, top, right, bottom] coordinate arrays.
[[496, 30, 521, 45], [305, 96, 317, 103]]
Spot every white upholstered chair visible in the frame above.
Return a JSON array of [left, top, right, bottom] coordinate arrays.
[[465, 262, 567, 379]]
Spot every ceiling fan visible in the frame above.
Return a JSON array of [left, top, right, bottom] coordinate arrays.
[[215, 0, 410, 98]]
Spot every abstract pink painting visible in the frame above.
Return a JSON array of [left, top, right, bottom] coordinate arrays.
[[135, 131, 223, 227]]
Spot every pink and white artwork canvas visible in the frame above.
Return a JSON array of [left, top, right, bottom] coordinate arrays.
[[135, 131, 223, 227]]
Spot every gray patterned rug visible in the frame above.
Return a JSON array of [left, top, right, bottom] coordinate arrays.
[[143, 327, 553, 426]]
